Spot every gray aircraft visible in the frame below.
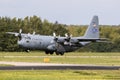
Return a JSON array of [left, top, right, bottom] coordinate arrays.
[[7, 16, 107, 55]]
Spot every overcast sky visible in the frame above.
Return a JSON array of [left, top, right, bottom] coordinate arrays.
[[0, 0, 120, 25]]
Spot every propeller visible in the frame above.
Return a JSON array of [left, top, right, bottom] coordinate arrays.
[[33, 31, 36, 35], [19, 29, 22, 34], [65, 33, 72, 41], [53, 32, 56, 37], [53, 32, 58, 42], [65, 33, 68, 38], [18, 29, 22, 40], [64, 33, 73, 45], [27, 33, 31, 36]]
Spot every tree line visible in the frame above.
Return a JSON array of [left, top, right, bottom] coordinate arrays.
[[0, 15, 120, 52]]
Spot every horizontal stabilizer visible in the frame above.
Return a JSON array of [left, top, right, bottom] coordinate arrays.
[[77, 38, 109, 42], [96, 41, 111, 43]]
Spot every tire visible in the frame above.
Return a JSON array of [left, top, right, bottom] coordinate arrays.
[[50, 52, 54, 55], [45, 51, 49, 54], [55, 52, 59, 55], [60, 52, 64, 56]]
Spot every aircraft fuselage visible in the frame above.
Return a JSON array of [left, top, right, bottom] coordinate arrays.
[[18, 34, 82, 54]]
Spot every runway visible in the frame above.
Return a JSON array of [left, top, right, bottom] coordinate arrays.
[[0, 65, 120, 70], [0, 61, 120, 70]]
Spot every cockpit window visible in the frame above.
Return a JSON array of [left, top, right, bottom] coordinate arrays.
[[25, 37, 31, 40]]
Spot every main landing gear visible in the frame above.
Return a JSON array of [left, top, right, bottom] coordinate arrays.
[[55, 52, 64, 55], [45, 51, 64, 55]]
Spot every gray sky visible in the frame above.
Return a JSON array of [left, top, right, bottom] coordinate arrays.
[[0, 0, 120, 25]]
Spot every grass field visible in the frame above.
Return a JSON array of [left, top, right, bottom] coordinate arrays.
[[0, 51, 120, 66], [0, 51, 120, 56], [0, 70, 120, 80], [0, 51, 120, 80]]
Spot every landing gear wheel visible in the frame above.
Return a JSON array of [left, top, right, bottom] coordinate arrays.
[[55, 52, 59, 55], [45, 51, 49, 54], [60, 52, 64, 56], [50, 52, 54, 55]]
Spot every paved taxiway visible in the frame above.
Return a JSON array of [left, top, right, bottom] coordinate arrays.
[[3, 56, 120, 58], [0, 61, 120, 70]]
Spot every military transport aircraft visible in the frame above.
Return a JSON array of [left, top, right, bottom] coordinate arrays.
[[7, 16, 107, 55]]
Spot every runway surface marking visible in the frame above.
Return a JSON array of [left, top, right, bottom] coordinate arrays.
[[0, 61, 93, 66], [0, 61, 120, 70]]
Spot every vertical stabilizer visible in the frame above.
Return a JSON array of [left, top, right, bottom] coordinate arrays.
[[83, 16, 99, 39]]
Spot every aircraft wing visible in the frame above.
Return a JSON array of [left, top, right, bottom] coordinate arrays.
[[6, 32, 27, 36], [6, 32, 19, 36], [56, 37, 109, 44]]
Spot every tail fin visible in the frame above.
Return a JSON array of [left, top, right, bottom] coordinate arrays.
[[83, 16, 99, 39]]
